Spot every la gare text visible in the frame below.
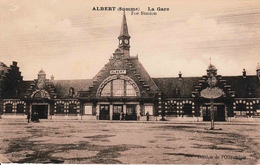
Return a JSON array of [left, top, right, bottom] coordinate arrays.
[[148, 7, 169, 11]]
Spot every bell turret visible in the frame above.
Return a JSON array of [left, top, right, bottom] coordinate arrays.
[[38, 69, 46, 80]]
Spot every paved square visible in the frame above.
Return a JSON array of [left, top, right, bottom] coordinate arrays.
[[0, 119, 259, 164]]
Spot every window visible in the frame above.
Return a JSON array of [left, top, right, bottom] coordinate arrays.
[[166, 103, 177, 116], [56, 103, 65, 114], [100, 105, 109, 111], [183, 104, 193, 116], [202, 106, 217, 116], [126, 107, 134, 115], [113, 80, 124, 96], [5, 104, 13, 113], [113, 105, 123, 114], [101, 79, 137, 97], [101, 82, 111, 96], [253, 104, 260, 116], [84, 105, 92, 115], [126, 82, 136, 96], [235, 103, 247, 116], [144, 105, 153, 115], [68, 104, 77, 114], [33, 90, 50, 99], [16, 104, 24, 113]]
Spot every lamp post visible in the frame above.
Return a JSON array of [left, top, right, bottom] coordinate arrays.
[[210, 99, 214, 130]]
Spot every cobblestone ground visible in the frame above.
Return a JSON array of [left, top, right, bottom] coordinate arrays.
[[0, 118, 260, 164]]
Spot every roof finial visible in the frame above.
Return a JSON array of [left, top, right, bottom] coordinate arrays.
[[119, 11, 130, 37]]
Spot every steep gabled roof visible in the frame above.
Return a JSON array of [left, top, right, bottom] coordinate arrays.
[[153, 77, 200, 98], [53, 79, 93, 98], [130, 58, 160, 92], [19, 81, 33, 97], [223, 76, 260, 98], [0, 62, 8, 76], [153, 75, 260, 99]]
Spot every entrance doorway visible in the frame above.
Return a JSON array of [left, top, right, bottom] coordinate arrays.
[[112, 105, 137, 120], [32, 104, 48, 119], [99, 105, 110, 120], [113, 105, 123, 120], [125, 105, 137, 120], [202, 105, 226, 121]]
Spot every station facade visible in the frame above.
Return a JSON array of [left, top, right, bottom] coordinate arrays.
[[1, 13, 260, 121]]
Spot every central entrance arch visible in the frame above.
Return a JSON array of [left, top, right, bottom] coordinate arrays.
[[96, 75, 141, 121]]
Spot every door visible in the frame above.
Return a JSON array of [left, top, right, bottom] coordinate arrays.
[[215, 105, 225, 121], [99, 105, 110, 120], [202, 105, 225, 121], [113, 105, 123, 120], [32, 105, 48, 119], [125, 105, 137, 120]]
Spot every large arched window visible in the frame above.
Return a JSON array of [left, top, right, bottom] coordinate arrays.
[[32, 90, 50, 99], [101, 79, 137, 97]]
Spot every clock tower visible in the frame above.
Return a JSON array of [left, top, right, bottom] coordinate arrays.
[[118, 11, 130, 58]]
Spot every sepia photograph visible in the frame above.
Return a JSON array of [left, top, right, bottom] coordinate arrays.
[[0, 0, 260, 164]]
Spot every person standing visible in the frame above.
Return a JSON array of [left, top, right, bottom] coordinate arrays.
[[146, 111, 150, 121], [119, 112, 122, 120], [27, 112, 31, 123], [122, 112, 125, 120], [36, 112, 40, 122]]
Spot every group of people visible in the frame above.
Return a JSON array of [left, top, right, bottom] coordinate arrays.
[[27, 112, 40, 123], [119, 111, 150, 121]]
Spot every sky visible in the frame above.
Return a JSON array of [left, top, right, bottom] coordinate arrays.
[[0, 0, 259, 80]]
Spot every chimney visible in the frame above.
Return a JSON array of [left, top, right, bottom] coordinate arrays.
[[12, 61, 17, 67], [178, 71, 182, 80], [242, 69, 246, 78]]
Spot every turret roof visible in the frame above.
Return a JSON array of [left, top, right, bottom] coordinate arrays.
[[119, 11, 130, 37]]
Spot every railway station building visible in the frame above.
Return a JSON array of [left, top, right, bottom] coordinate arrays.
[[1, 13, 260, 122]]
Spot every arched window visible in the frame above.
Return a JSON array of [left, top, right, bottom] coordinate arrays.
[[183, 104, 193, 116], [32, 90, 50, 99], [235, 103, 247, 116], [17, 104, 25, 113], [101, 79, 137, 97], [101, 82, 111, 96], [165, 101, 177, 116], [68, 104, 77, 115], [5, 104, 13, 113], [126, 81, 136, 96], [113, 79, 124, 96], [56, 103, 65, 114]]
